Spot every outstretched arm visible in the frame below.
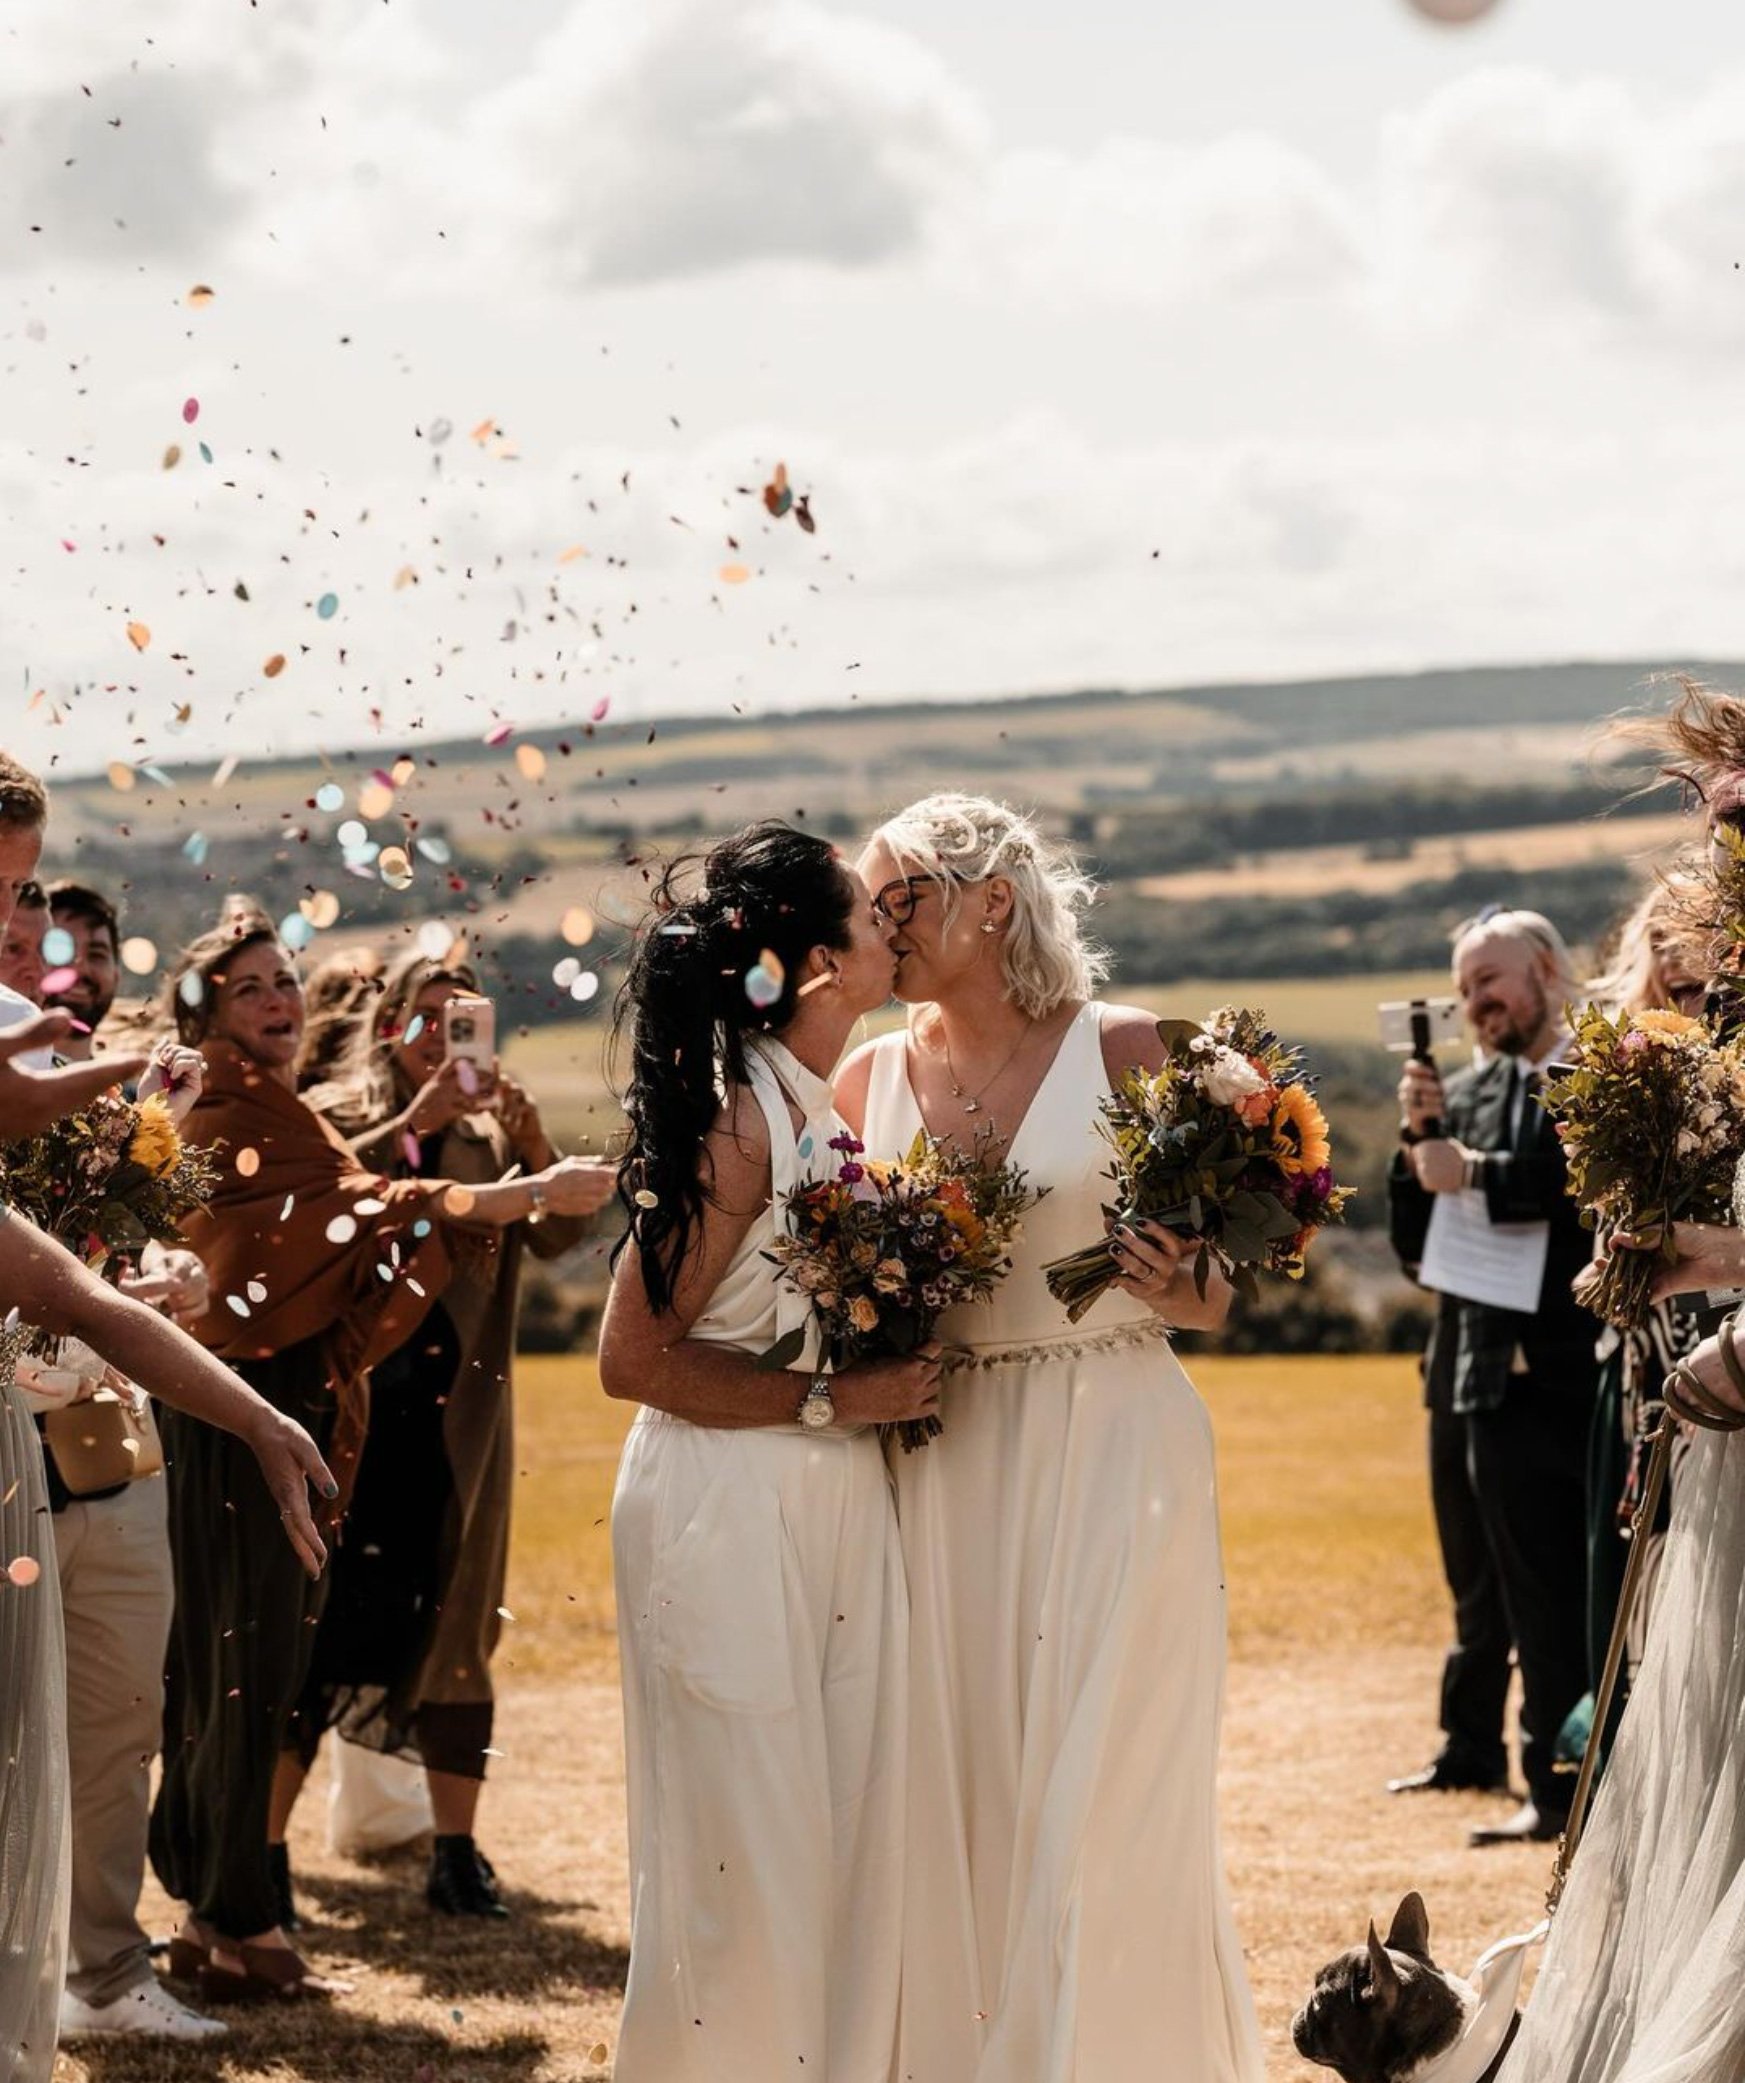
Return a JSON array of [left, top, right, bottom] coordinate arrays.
[[3, 1210, 335, 1575]]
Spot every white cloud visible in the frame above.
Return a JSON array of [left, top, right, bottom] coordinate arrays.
[[479, 0, 986, 287]]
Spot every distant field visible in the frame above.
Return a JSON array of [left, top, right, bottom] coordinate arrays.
[[1136, 811, 1687, 904], [506, 969, 1449, 1150]]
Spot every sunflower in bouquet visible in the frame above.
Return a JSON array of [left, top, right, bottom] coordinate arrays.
[[0, 1090, 219, 1354], [1545, 1002, 1745, 1331], [1043, 1006, 1352, 1323], [763, 1128, 1045, 1450]]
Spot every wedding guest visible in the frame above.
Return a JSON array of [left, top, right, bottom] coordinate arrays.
[[1584, 874, 1709, 1690], [148, 905, 614, 2001], [0, 745, 335, 2082], [295, 945, 383, 1093], [840, 794, 1264, 2083], [42, 882, 121, 1050], [273, 952, 611, 1920], [601, 822, 937, 2081], [1500, 681, 1745, 2082], [11, 874, 228, 2043], [0, 880, 49, 1004], [1389, 907, 1598, 1846]]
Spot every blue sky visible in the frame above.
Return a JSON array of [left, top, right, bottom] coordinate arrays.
[[5, 0, 1745, 767]]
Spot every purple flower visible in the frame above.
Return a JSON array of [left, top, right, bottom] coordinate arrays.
[[838, 1161, 865, 1184], [829, 1132, 865, 1155]]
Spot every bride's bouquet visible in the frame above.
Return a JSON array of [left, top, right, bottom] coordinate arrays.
[[1043, 1006, 1351, 1323], [0, 1091, 218, 1357], [763, 1128, 1045, 1450], [1546, 1003, 1745, 1330]]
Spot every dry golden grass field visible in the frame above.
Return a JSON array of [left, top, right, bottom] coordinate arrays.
[[63, 1351, 1563, 2083]]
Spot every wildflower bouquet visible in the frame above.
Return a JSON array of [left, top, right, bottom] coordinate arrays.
[[763, 1128, 1045, 1450], [1043, 1006, 1352, 1323], [1, 1093, 218, 1353], [1546, 1003, 1745, 1330]]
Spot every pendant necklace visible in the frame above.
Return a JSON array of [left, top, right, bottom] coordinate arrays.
[[938, 1019, 1031, 1116]]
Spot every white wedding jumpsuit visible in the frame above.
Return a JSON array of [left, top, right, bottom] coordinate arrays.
[[611, 1039, 907, 2083], [863, 1002, 1263, 2083]]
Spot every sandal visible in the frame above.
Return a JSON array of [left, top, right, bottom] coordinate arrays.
[[198, 1941, 352, 2004], [166, 1917, 215, 1983]]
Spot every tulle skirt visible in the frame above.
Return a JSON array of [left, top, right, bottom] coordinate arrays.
[[1502, 1429, 1745, 2083]]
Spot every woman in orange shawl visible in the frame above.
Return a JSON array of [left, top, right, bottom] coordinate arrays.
[[147, 908, 611, 2003]]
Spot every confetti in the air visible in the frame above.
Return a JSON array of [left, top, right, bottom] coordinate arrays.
[[125, 622, 151, 653], [120, 937, 158, 975]]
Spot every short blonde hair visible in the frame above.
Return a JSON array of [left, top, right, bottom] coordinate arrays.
[[873, 792, 1110, 1017]]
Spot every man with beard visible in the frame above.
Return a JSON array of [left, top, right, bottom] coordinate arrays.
[[34, 879, 223, 2043], [1389, 907, 1597, 1848], [43, 882, 121, 1058]]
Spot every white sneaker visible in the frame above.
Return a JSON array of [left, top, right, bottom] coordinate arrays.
[[59, 1978, 227, 2040]]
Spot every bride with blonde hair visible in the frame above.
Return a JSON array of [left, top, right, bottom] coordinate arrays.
[[837, 792, 1263, 2083]]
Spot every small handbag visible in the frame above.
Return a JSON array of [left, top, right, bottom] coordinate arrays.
[[43, 1390, 165, 1495]]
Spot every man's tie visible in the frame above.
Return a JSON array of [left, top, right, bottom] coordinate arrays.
[[1512, 1068, 1543, 1155]]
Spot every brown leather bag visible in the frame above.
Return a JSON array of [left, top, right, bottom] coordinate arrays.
[[43, 1393, 164, 1495]]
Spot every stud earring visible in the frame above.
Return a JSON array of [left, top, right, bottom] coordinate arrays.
[[981, 921, 997, 935]]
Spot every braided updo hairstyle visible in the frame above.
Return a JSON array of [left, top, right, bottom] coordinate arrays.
[[612, 820, 856, 1310]]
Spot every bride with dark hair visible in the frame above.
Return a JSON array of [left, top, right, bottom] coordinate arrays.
[[600, 820, 940, 2083]]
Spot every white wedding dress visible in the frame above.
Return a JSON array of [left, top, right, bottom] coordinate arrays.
[[1501, 1425, 1745, 2083], [610, 1039, 907, 2083], [0, 1304, 69, 2083], [862, 1002, 1263, 2083]]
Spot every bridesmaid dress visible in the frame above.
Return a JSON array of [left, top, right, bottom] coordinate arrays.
[[610, 1037, 907, 2083], [863, 1001, 1263, 2083], [1499, 1424, 1745, 2083], [0, 1297, 70, 2083]]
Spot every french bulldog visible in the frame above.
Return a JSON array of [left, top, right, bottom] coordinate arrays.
[[1291, 1891, 1524, 2083]]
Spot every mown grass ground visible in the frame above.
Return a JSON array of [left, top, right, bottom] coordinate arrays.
[[65, 1352, 1557, 2083]]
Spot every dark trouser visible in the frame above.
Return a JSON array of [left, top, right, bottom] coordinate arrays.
[[1466, 1366, 1593, 1814], [1428, 1404, 1511, 1782], [149, 1342, 336, 1939]]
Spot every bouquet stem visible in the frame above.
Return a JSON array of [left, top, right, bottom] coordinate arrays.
[[1572, 1247, 1657, 1333], [887, 1414, 945, 1455]]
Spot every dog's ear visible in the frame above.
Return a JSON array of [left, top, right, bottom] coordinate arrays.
[[1366, 1923, 1402, 2009], [1386, 1891, 1431, 1961]]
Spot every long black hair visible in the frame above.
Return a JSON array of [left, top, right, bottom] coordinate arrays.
[[611, 820, 855, 1311]]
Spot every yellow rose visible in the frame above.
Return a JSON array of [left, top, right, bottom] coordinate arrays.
[[128, 1095, 183, 1179], [848, 1294, 880, 1334], [1634, 1008, 1703, 1043]]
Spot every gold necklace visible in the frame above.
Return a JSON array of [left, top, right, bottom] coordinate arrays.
[[937, 1018, 1032, 1115]]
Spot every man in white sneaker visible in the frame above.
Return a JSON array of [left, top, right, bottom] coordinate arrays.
[[18, 878, 224, 2045]]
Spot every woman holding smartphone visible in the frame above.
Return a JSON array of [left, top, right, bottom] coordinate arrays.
[[149, 910, 612, 1998], [276, 952, 614, 1920]]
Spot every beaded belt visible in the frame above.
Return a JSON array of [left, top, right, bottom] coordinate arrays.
[[942, 1317, 1174, 1373]]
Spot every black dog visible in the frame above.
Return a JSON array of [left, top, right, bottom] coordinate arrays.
[[1292, 1892, 1523, 2083]]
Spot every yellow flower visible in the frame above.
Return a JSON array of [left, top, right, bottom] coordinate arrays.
[[1634, 1008, 1703, 1042], [1270, 1085, 1331, 1178], [128, 1095, 183, 1179]]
